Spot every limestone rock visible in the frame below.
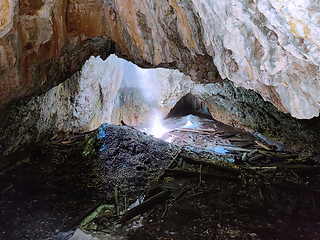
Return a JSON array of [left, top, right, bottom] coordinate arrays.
[[1, 0, 320, 164], [192, 0, 320, 119], [1, 0, 319, 119], [0, 0, 15, 38], [192, 81, 320, 151]]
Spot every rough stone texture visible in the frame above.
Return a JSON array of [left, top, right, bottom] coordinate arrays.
[[2, 0, 319, 119], [192, 81, 320, 153], [1, 0, 320, 165], [0, 0, 15, 38], [192, 0, 320, 119]]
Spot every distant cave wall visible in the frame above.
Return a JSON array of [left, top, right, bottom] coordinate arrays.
[[166, 93, 211, 118], [192, 81, 320, 154]]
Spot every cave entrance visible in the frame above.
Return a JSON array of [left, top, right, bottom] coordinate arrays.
[[166, 93, 212, 119], [136, 89, 259, 156], [136, 91, 256, 151], [136, 93, 214, 138]]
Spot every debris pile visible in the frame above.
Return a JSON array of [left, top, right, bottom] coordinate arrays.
[[77, 124, 320, 239], [1, 123, 320, 239]]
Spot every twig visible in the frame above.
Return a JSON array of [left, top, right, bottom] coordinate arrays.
[[180, 153, 240, 174], [115, 186, 119, 216], [169, 133, 190, 145], [258, 150, 298, 159], [196, 164, 202, 189], [1, 184, 13, 195], [62, 202, 101, 231], [255, 140, 272, 150], [162, 204, 169, 219], [217, 133, 235, 139], [167, 148, 183, 169], [248, 149, 259, 157], [173, 186, 191, 201], [290, 170, 302, 184], [173, 128, 212, 135]]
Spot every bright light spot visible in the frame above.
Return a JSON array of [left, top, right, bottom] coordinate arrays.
[[165, 136, 174, 143], [151, 125, 167, 138], [150, 113, 167, 138], [182, 120, 193, 128]]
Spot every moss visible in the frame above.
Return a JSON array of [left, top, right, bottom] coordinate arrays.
[[82, 137, 97, 157]]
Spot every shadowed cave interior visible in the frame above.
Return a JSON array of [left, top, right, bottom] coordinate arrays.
[[1, 54, 320, 240]]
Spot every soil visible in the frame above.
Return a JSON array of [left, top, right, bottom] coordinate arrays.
[[1, 120, 320, 240]]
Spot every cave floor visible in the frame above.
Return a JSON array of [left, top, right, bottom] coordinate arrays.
[[0, 118, 320, 240]]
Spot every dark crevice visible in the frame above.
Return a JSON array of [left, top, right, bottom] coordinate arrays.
[[166, 93, 211, 118]]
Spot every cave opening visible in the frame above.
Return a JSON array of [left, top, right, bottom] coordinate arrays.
[[165, 93, 211, 119]]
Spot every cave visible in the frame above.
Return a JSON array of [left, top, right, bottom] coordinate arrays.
[[1, 1, 320, 240], [166, 93, 211, 118]]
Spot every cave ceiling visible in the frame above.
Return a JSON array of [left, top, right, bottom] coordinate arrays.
[[0, 0, 319, 119]]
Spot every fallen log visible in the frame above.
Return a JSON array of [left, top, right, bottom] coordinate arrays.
[[119, 189, 172, 224], [164, 169, 238, 181], [180, 151, 240, 174], [258, 150, 298, 159], [248, 149, 259, 157], [228, 138, 253, 142], [173, 128, 212, 135], [217, 133, 236, 138], [248, 154, 265, 163]]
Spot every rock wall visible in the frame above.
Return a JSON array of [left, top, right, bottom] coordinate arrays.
[[0, 55, 193, 165], [192, 0, 320, 119], [192, 81, 320, 153], [1, 0, 319, 119]]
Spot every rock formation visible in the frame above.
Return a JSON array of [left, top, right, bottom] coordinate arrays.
[[1, 0, 319, 118], [1, 0, 320, 165]]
